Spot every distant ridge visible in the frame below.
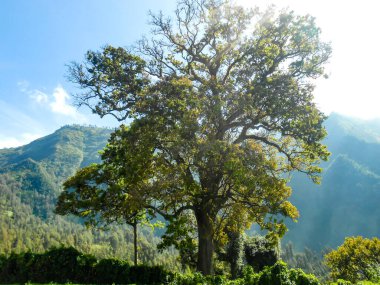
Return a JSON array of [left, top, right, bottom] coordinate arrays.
[[285, 113, 380, 251], [0, 124, 112, 219]]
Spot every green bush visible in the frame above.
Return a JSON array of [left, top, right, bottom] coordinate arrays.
[[27, 246, 96, 283], [0, 247, 98, 284], [244, 235, 279, 273], [325, 237, 380, 283], [243, 261, 320, 285], [168, 263, 319, 285], [241, 265, 260, 285], [0, 252, 33, 283], [336, 279, 352, 285], [93, 258, 130, 283], [289, 268, 320, 285], [257, 261, 294, 285], [169, 272, 230, 285], [129, 264, 173, 284]]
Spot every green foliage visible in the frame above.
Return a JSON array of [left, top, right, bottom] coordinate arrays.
[[244, 235, 279, 272], [256, 261, 320, 285], [0, 248, 322, 285], [129, 265, 173, 284], [169, 272, 229, 285], [226, 231, 245, 278], [0, 247, 172, 284], [168, 261, 320, 285], [0, 246, 96, 283], [218, 233, 279, 279], [325, 236, 380, 283], [158, 215, 198, 270], [93, 258, 130, 283], [333, 279, 352, 285]]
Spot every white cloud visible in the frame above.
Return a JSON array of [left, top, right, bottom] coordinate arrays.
[[18, 80, 48, 104], [30, 90, 49, 104], [49, 85, 88, 123], [50, 85, 77, 116], [18, 82, 88, 122], [0, 83, 93, 149]]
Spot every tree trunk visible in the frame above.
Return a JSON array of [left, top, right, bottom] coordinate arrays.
[[133, 220, 138, 266], [195, 210, 215, 275]]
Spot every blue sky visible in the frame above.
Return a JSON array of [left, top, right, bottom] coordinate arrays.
[[1, 0, 380, 148], [0, 0, 176, 147]]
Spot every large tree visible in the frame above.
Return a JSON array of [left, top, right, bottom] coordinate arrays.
[[60, 0, 331, 274]]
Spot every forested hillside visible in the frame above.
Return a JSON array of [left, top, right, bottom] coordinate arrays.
[[0, 125, 112, 219], [0, 125, 176, 267], [285, 113, 380, 251], [1, 115, 379, 261]]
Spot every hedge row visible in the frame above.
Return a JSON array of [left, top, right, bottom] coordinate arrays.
[[0, 246, 171, 284], [0, 247, 321, 285], [169, 261, 320, 285]]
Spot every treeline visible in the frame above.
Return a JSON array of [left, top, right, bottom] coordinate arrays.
[[282, 243, 329, 280], [0, 174, 177, 267], [0, 246, 321, 285]]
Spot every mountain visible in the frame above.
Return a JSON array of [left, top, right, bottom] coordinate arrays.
[[284, 113, 380, 251], [0, 125, 113, 219], [0, 125, 176, 266]]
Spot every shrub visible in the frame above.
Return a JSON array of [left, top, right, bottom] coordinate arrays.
[[168, 262, 319, 285], [93, 258, 130, 284], [0, 247, 96, 284], [244, 235, 279, 272], [129, 264, 173, 284], [0, 252, 34, 283], [169, 272, 229, 285], [25, 246, 97, 283], [325, 237, 380, 283], [255, 261, 320, 285], [289, 268, 320, 285]]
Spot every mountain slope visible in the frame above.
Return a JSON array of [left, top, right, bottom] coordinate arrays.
[[0, 125, 112, 219], [0, 125, 176, 266], [285, 113, 380, 251]]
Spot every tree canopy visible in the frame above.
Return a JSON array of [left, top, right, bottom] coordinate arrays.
[[325, 236, 380, 283], [55, 163, 154, 266], [58, 0, 331, 275]]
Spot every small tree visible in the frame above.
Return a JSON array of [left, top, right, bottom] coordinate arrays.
[[63, 0, 331, 274], [325, 236, 380, 283], [55, 163, 152, 266]]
